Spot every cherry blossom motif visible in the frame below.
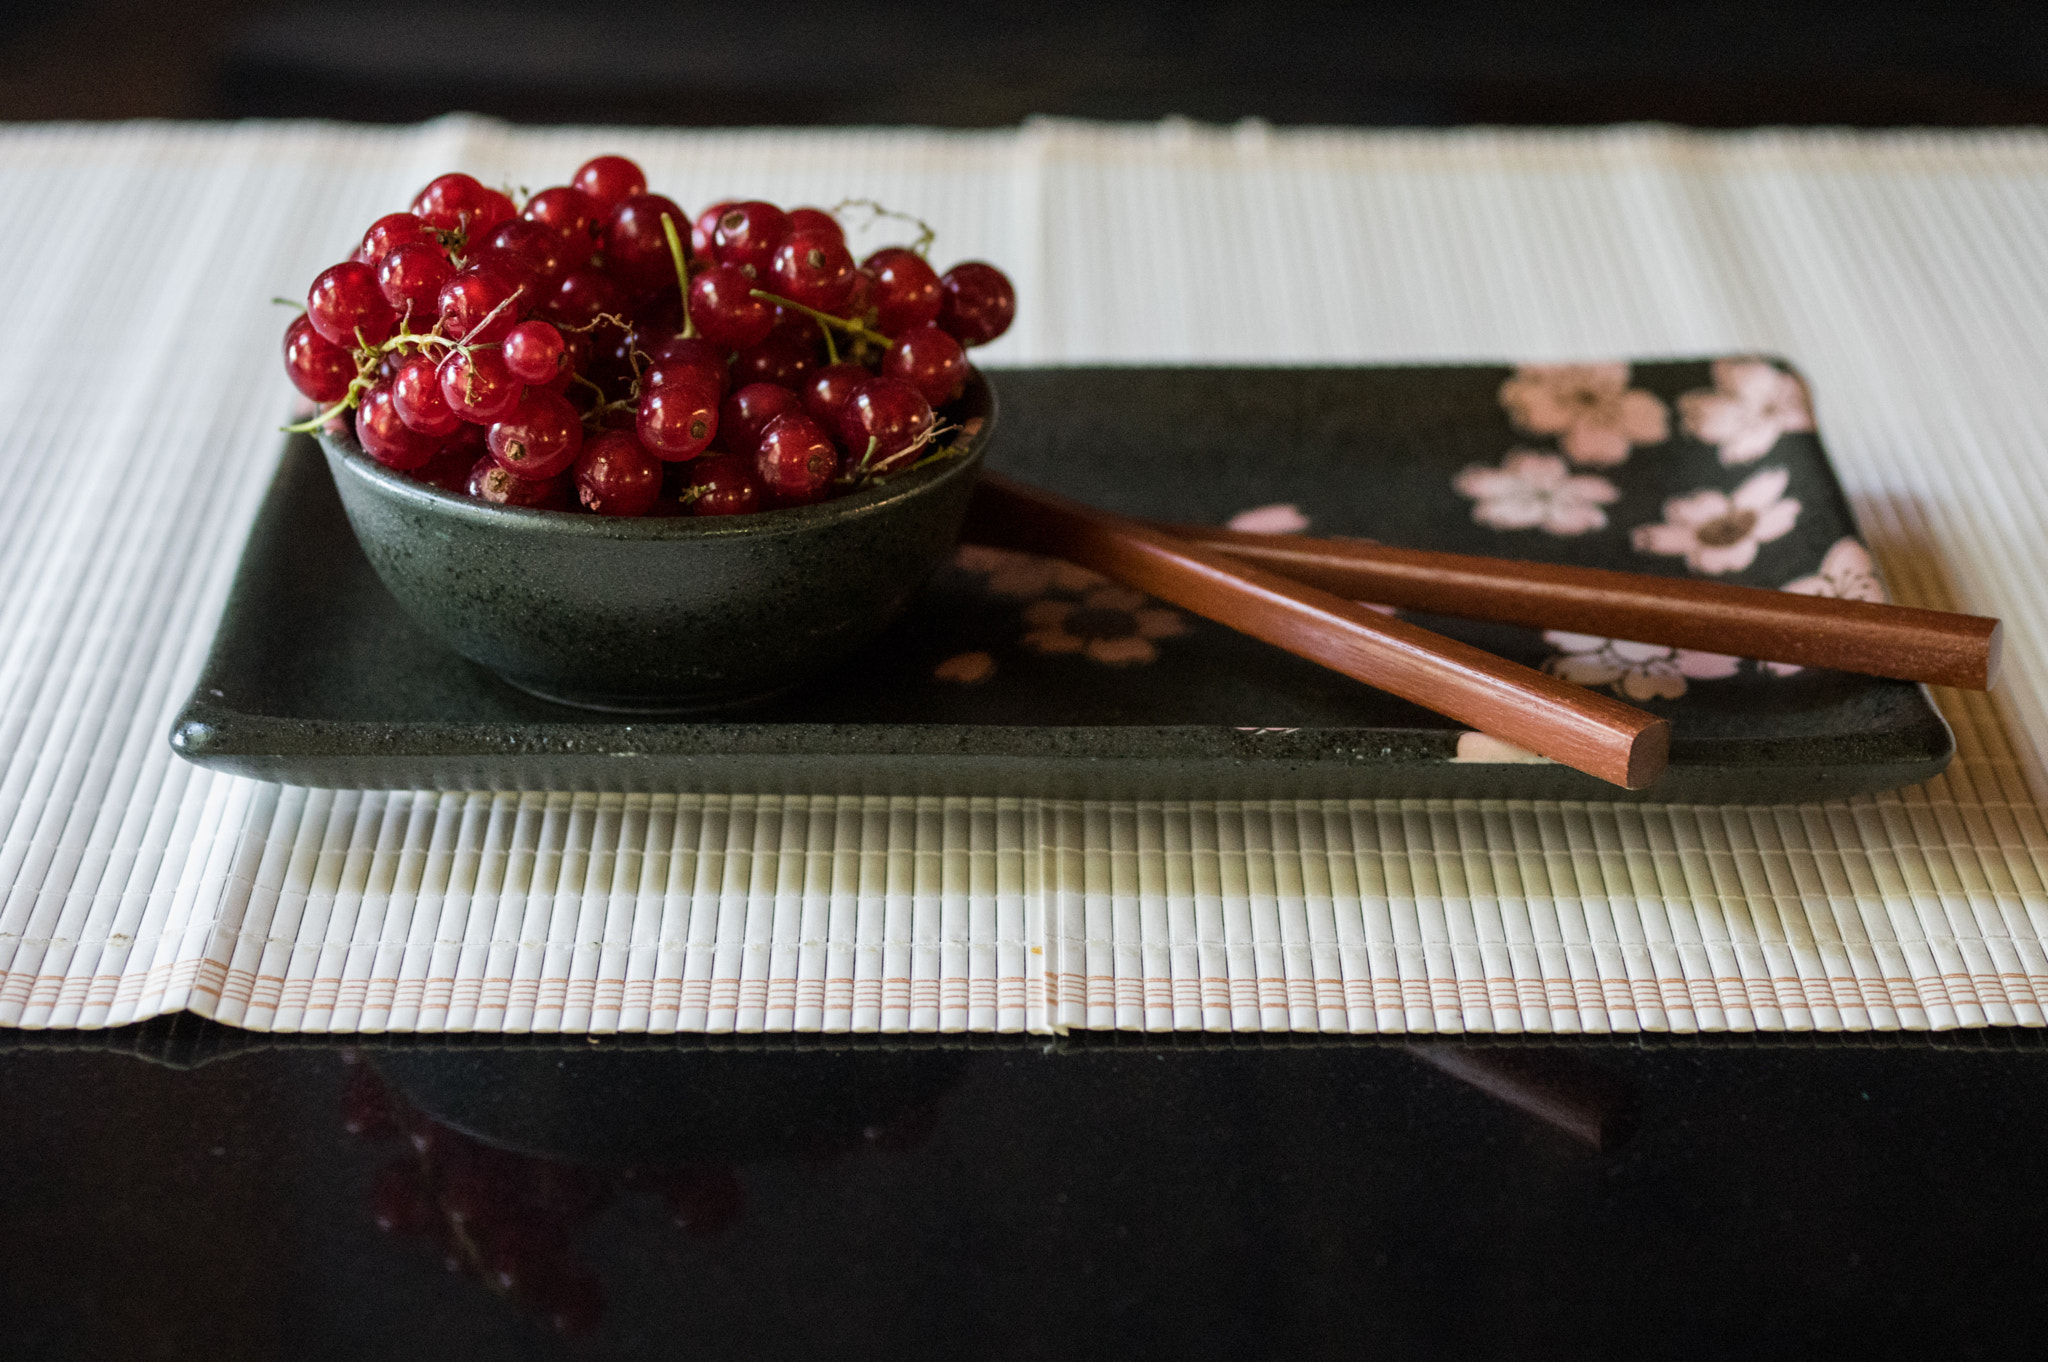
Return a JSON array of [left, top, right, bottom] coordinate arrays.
[[1630, 466, 1801, 575], [1543, 631, 1742, 701], [1226, 503, 1310, 534], [1678, 358, 1815, 466], [1022, 585, 1187, 666], [1453, 450, 1621, 536], [1498, 363, 1670, 467], [952, 543, 1106, 598], [933, 650, 996, 684], [1452, 732, 1552, 764], [1763, 537, 1888, 675]]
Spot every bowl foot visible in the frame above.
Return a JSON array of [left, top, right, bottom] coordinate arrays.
[[499, 673, 802, 715]]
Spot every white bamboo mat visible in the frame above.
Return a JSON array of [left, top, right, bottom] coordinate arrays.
[[2, 117, 2046, 1035]]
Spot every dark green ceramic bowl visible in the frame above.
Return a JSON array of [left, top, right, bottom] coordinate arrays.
[[320, 373, 995, 711]]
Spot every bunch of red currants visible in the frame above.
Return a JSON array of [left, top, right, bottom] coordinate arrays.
[[284, 154, 1014, 517]]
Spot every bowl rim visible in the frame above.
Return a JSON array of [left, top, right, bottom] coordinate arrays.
[[321, 369, 996, 542]]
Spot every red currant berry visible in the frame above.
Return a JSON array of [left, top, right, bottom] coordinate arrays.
[[414, 439, 479, 494], [786, 207, 845, 246], [755, 412, 839, 506], [636, 374, 720, 461], [358, 212, 438, 266], [438, 262, 528, 344], [392, 353, 463, 435], [356, 382, 440, 470], [881, 324, 969, 407], [604, 193, 688, 297], [481, 218, 572, 290], [710, 201, 791, 277], [307, 261, 397, 348], [800, 362, 873, 433], [488, 389, 584, 479], [691, 202, 734, 259], [716, 382, 803, 455], [544, 268, 624, 330], [376, 241, 456, 325], [844, 267, 875, 323], [438, 348, 524, 423], [687, 265, 775, 350], [768, 230, 857, 313], [468, 458, 570, 509], [863, 248, 943, 335], [571, 155, 646, 215], [573, 430, 662, 516], [731, 328, 819, 389], [502, 320, 567, 384], [410, 173, 515, 240], [686, 454, 763, 516], [937, 262, 1015, 346], [647, 336, 732, 397], [284, 313, 354, 403], [546, 329, 590, 394], [838, 376, 934, 475], [522, 185, 603, 250]]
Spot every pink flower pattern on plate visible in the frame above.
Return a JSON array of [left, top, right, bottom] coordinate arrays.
[[1543, 632, 1742, 701], [1454, 450, 1620, 536], [1763, 537, 1887, 675], [1498, 363, 1670, 468], [1678, 359, 1815, 466], [1225, 503, 1310, 534], [1022, 585, 1187, 666], [1630, 466, 1801, 575]]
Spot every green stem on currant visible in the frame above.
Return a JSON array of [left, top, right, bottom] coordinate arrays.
[[660, 213, 698, 340], [830, 198, 937, 257], [747, 288, 892, 348]]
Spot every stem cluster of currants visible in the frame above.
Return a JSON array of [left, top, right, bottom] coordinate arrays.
[[283, 155, 1015, 516]]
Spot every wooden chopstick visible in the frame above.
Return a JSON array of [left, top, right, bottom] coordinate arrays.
[[966, 474, 1670, 789], [1151, 521, 2002, 690]]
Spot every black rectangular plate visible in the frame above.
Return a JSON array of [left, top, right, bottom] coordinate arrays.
[[171, 363, 1951, 800]]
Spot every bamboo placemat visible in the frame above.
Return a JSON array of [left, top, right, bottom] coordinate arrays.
[[2, 117, 2045, 1034]]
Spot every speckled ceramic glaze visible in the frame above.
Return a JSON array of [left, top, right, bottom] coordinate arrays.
[[318, 374, 994, 710]]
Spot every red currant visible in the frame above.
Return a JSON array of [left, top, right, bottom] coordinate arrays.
[[358, 212, 438, 265], [481, 218, 573, 290], [731, 328, 818, 388], [710, 201, 791, 277], [603, 193, 688, 296], [414, 437, 479, 494], [284, 313, 354, 403], [786, 207, 845, 246], [800, 362, 872, 432], [636, 373, 720, 460], [502, 320, 567, 384], [488, 389, 584, 479], [307, 261, 397, 348], [937, 262, 1015, 346], [838, 376, 934, 475], [646, 336, 732, 397], [468, 458, 570, 509], [410, 173, 515, 240], [755, 412, 839, 506], [863, 248, 942, 335], [376, 241, 456, 326], [691, 201, 734, 259], [522, 185, 603, 251], [573, 430, 662, 516], [571, 155, 646, 214], [356, 382, 440, 470], [438, 348, 524, 423], [544, 268, 624, 329], [686, 454, 763, 516], [767, 230, 857, 313], [881, 324, 969, 406], [716, 382, 803, 455], [392, 353, 464, 435], [438, 262, 528, 344], [687, 264, 774, 350]]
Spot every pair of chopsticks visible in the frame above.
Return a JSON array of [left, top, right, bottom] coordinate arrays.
[[963, 474, 2002, 790]]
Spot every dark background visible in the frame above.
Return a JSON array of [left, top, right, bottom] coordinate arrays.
[[1, 0, 2045, 127]]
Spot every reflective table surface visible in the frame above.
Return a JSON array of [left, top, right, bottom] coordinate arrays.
[[3, 1023, 2045, 1359]]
